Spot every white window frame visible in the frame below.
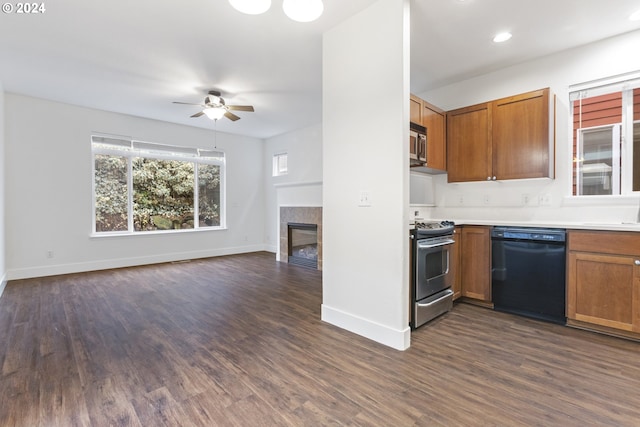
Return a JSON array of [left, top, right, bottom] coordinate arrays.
[[569, 71, 640, 198], [272, 152, 288, 177], [91, 135, 226, 235], [575, 123, 621, 196]]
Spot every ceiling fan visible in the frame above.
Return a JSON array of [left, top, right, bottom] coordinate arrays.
[[173, 90, 255, 121]]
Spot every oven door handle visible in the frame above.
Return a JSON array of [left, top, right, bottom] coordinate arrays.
[[417, 289, 454, 308], [417, 238, 454, 249]]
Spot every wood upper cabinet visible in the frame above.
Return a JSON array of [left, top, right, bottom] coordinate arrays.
[[447, 103, 492, 182], [410, 94, 423, 125], [567, 230, 640, 334], [492, 88, 551, 180], [409, 94, 447, 172], [460, 225, 491, 303], [423, 101, 447, 171], [447, 88, 553, 183]]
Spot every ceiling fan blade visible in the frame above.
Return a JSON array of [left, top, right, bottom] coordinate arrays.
[[227, 105, 255, 112], [191, 111, 205, 118], [224, 111, 241, 121], [173, 101, 205, 106]]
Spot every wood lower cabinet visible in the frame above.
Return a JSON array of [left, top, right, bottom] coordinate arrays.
[[567, 230, 640, 335], [447, 88, 553, 183], [460, 225, 491, 303], [451, 226, 462, 300]]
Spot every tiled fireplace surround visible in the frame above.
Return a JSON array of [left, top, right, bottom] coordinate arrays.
[[279, 207, 322, 270]]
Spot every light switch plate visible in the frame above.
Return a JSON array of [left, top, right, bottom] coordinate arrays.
[[358, 190, 371, 207]]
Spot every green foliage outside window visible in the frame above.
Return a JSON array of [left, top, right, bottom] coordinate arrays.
[[95, 154, 128, 232], [133, 158, 196, 231], [198, 163, 221, 227], [94, 150, 222, 233]]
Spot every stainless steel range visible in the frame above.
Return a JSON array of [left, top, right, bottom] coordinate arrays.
[[410, 221, 455, 329]]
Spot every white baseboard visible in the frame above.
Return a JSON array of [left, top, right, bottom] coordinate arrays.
[[7, 244, 270, 281], [321, 304, 411, 351]]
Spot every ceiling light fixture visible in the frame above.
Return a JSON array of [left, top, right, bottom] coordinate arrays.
[[203, 108, 226, 120], [228, 0, 272, 15], [630, 10, 640, 21], [493, 32, 513, 43], [283, 0, 324, 22], [229, 0, 324, 22]]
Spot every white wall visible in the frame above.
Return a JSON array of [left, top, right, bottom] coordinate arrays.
[[5, 94, 265, 279], [263, 123, 323, 254], [0, 82, 6, 296], [322, 0, 411, 350], [418, 29, 640, 225]]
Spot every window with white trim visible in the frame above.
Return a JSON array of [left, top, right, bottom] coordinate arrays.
[[570, 73, 640, 196], [272, 152, 288, 176], [92, 135, 225, 233]]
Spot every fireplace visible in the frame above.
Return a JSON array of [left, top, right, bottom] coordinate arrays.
[[279, 206, 322, 270], [287, 223, 318, 269]]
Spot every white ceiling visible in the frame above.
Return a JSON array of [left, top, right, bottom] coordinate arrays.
[[1, 0, 639, 139]]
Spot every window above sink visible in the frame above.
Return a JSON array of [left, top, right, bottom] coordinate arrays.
[[570, 72, 640, 196]]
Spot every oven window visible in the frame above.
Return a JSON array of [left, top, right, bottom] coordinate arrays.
[[425, 250, 446, 279]]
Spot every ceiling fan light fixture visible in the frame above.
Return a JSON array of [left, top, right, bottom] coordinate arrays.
[[205, 95, 221, 106], [282, 0, 324, 22], [229, 0, 271, 15], [203, 108, 227, 120]]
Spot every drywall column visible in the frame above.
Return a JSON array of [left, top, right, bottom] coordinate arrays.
[[322, 0, 410, 350]]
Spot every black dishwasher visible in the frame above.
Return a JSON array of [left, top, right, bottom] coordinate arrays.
[[491, 227, 566, 324]]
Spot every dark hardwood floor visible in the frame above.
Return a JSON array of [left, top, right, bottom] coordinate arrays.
[[1, 252, 639, 426]]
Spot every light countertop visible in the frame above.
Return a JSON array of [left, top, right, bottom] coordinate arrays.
[[412, 219, 640, 232]]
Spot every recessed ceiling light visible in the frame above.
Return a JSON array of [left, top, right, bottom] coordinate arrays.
[[630, 9, 640, 21], [229, 0, 271, 15], [282, 0, 324, 22], [493, 32, 513, 43]]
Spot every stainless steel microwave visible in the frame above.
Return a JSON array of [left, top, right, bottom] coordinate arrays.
[[410, 123, 427, 165]]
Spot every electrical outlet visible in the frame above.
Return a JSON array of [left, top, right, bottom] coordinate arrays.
[[539, 194, 552, 206], [483, 194, 490, 205], [522, 194, 539, 206], [46, 250, 54, 259], [457, 195, 464, 206]]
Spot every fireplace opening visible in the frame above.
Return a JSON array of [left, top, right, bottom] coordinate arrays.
[[288, 223, 318, 269]]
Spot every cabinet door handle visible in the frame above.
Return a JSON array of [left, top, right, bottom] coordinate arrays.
[[635, 260, 640, 266], [492, 176, 497, 181]]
